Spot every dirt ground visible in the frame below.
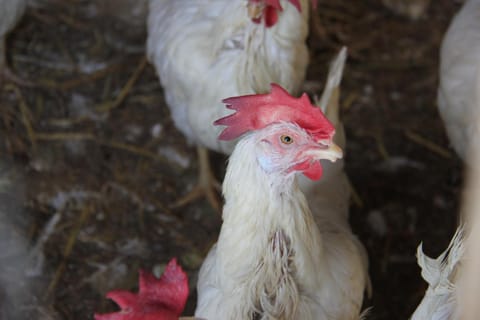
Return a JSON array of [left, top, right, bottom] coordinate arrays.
[[0, 0, 464, 319]]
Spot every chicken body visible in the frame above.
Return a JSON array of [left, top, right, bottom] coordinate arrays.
[[438, 0, 480, 162], [147, 0, 310, 154], [0, 0, 26, 72], [195, 111, 369, 318]]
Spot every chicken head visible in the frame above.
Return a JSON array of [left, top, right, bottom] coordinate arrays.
[[253, 122, 342, 180], [215, 83, 341, 181]]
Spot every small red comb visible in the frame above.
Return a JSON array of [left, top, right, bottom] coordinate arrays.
[[215, 84, 335, 141], [94, 258, 189, 320]]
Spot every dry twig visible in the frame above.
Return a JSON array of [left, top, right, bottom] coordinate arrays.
[[4, 84, 37, 151], [404, 130, 452, 159], [373, 131, 390, 160], [46, 204, 94, 299], [37, 61, 124, 91], [96, 56, 148, 113], [33, 131, 182, 171]]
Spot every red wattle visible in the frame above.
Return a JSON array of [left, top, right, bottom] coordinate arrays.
[[291, 161, 323, 181], [302, 161, 323, 180]]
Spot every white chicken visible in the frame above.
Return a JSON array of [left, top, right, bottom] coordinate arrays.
[[411, 99, 480, 320], [452, 120, 480, 319], [410, 227, 464, 320], [0, 0, 27, 83], [437, 0, 480, 162], [147, 0, 316, 209], [195, 83, 370, 320]]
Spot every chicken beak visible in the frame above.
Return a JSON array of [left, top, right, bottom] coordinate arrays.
[[247, 2, 264, 20], [309, 142, 343, 163]]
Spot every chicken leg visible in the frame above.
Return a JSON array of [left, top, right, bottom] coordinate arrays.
[[171, 146, 221, 212]]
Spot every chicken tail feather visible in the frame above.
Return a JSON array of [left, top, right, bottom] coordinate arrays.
[[316, 46, 347, 129], [410, 226, 464, 320]]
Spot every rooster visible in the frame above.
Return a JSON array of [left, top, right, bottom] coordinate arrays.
[[194, 84, 369, 320], [0, 0, 27, 84], [437, 0, 480, 162], [94, 258, 199, 320], [147, 0, 316, 210]]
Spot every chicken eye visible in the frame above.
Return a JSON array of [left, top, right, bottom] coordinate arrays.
[[280, 135, 294, 145]]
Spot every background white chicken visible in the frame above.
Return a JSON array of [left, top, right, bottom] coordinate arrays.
[[0, 0, 27, 83], [147, 0, 315, 209], [410, 14, 480, 310], [437, 0, 480, 162], [454, 112, 480, 319], [195, 72, 369, 320]]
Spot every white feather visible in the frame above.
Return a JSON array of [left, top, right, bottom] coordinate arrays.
[[410, 227, 464, 320], [317, 46, 347, 115]]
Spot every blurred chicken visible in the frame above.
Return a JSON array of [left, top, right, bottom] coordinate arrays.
[[0, 160, 59, 319], [410, 227, 464, 320], [454, 115, 480, 319], [412, 98, 480, 319], [437, 0, 480, 162], [95, 258, 199, 320], [195, 83, 369, 319], [0, 0, 27, 83], [147, 0, 316, 210]]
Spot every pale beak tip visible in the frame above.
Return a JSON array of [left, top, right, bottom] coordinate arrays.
[[322, 142, 343, 163], [330, 143, 343, 159]]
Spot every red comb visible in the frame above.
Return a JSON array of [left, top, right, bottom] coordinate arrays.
[[94, 258, 189, 320], [215, 84, 335, 141]]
